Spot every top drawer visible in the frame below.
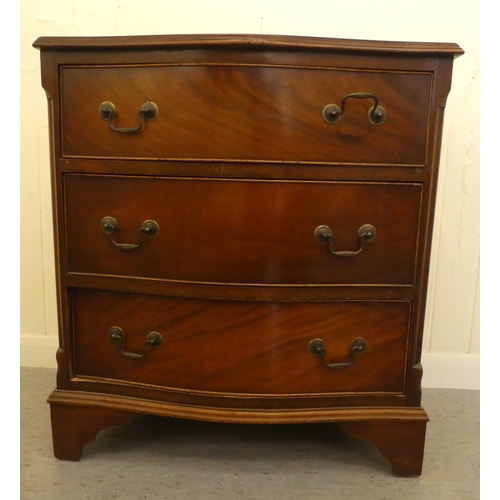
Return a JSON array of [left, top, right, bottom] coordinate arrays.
[[60, 65, 431, 166]]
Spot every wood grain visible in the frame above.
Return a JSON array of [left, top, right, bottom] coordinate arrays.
[[64, 175, 422, 285], [61, 65, 430, 165], [72, 288, 410, 395]]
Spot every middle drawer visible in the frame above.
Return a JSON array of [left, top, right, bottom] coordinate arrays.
[[64, 174, 422, 285]]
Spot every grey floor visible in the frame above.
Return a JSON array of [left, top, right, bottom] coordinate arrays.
[[21, 367, 479, 500]]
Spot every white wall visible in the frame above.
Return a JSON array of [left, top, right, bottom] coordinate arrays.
[[20, 0, 480, 389]]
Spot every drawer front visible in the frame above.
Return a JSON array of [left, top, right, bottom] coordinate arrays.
[[65, 175, 422, 285], [73, 289, 410, 395], [61, 65, 430, 165]]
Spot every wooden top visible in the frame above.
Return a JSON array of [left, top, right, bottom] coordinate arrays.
[[33, 33, 464, 56]]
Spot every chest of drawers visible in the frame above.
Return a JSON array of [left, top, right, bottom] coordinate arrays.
[[34, 34, 462, 476]]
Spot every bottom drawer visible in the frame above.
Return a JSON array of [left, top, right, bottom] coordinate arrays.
[[72, 289, 410, 395]]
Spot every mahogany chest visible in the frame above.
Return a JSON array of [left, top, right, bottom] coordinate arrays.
[[34, 34, 463, 476]]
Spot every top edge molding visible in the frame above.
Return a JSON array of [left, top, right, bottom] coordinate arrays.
[[33, 33, 464, 57]]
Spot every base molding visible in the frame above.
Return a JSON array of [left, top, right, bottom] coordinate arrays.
[[48, 389, 429, 424], [48, 389, 429, 476]]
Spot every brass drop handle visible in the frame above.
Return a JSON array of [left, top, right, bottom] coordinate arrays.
[[308, 338, 367, 369], [314, 224, 376, 257], [101, 216, 159, 250], [108, 326, 163, 359], [323, 93, 387, 125], [99, 101, 159, 133]]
